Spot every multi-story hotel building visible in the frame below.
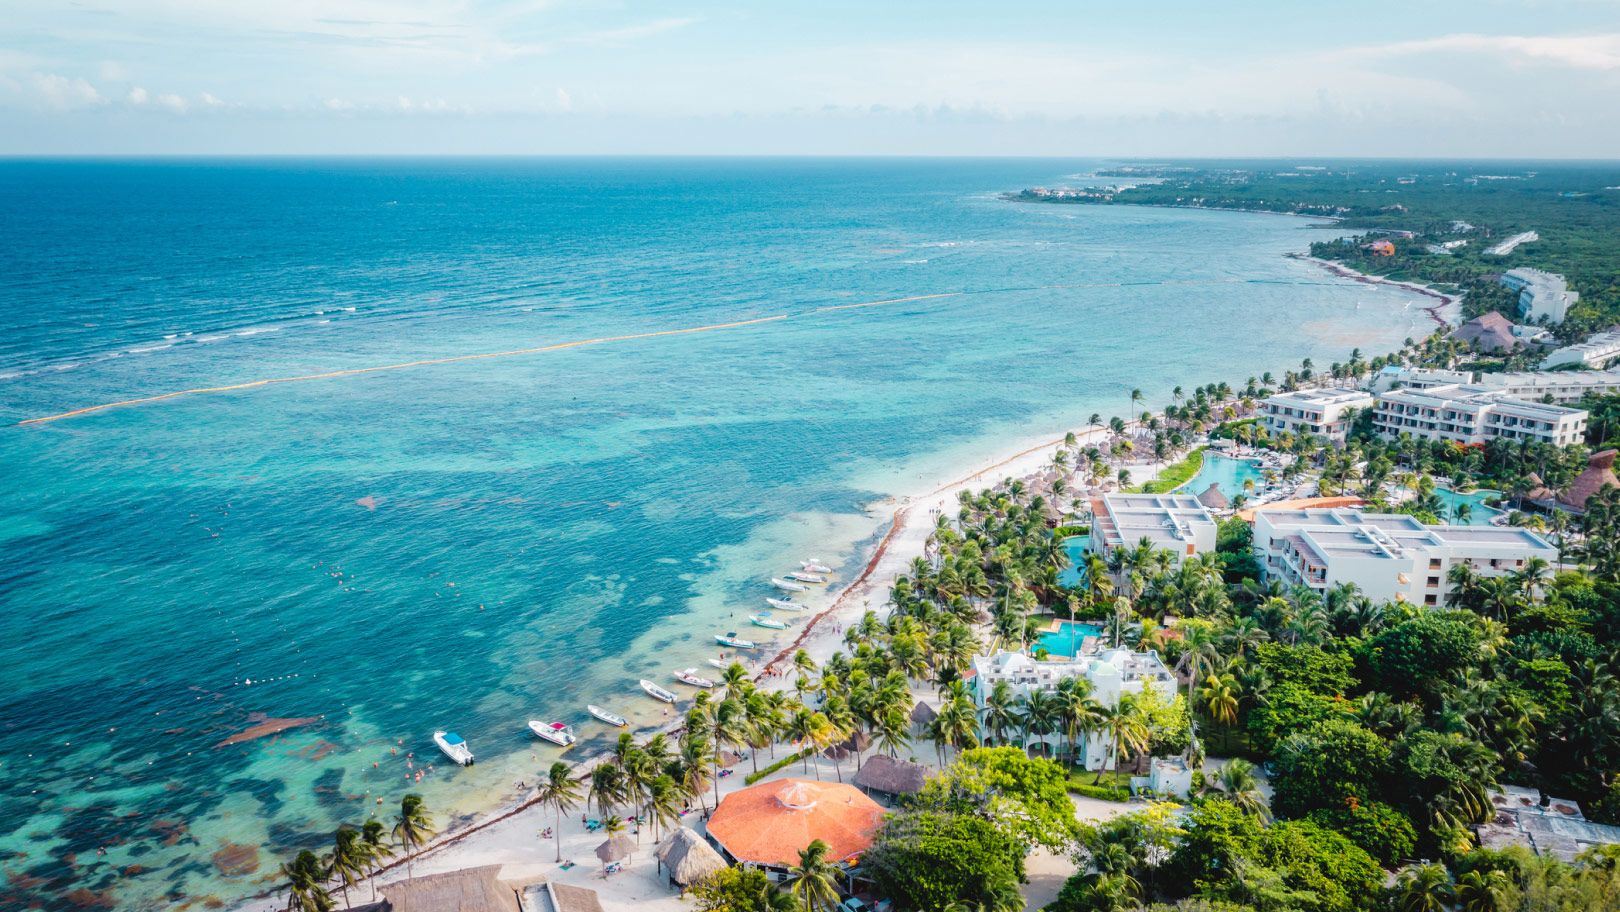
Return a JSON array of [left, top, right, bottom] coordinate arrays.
[[1258, 388, 1375, 444], [1371, 384, 1587, 446]]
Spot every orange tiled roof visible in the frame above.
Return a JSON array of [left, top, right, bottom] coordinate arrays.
[[706, 779, 886, 867]]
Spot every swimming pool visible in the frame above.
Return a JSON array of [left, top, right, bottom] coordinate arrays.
[[1435, 488, 1504, 526], [1178, 452, 1266, 501], [1036, 619, 1106, 657], [1059, 535, 1090, 587]]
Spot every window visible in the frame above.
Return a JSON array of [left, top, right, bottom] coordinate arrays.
[[1186, 544, 1195, 556], [1424, 594, 1438, 606], [1429, 559, 1441, 569], [1427, 577, 1439, 587]]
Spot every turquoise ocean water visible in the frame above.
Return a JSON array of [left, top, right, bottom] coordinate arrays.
[[0, 159, 1436, 910]]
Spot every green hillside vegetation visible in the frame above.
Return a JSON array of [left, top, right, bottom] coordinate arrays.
[[1017, 161, 1620, 336]]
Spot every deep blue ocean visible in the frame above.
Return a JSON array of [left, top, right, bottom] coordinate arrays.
[[0, 158, 1432, 910]]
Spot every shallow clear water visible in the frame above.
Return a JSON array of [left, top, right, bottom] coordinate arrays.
[[0, 158, 1433, 910], [1179, 453, 1266, 500]]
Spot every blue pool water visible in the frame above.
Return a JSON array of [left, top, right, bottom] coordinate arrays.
[[1036, 620, 1107, 657], [0, 158, 1433, 910], [1059, 535, 1091, 587], [1436, 488, 1505, 525], [1178, 452, 1266, 501]]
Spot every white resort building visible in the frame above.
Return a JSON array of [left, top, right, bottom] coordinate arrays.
[[969, 649, 1177, 770], [1254, 508, 1557, 607], [1501, 268, 1578, 325], [1258, 388, 1374, 443], [1542, 329, 1620, 370], [1087, 492, 1217, 562], [1368, 366, 1620, 405], [1371, 384, 1588, 446]]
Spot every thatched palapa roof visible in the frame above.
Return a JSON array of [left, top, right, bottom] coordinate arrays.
[[546, 883, 605, 912], [1560, 450, 1618, 511], [823, 730, 872, 761], [909, 701, 937, 725], [595, 833, 637, 864], [1196, 483, 1230, 510], [851, 753, 930, 797], [653, 827, 728, 886], [380, 865, 524, 912]]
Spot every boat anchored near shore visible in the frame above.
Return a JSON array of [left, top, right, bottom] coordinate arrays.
[[434, 730, 475, 766], [673, 668, 715, 688], [785, 571, 826, 583], [801, 559, 832, 573], [588, 705, 628, 727], [715, 632, 757, 649], [766, 597, 805, 611], [750, 613, 788, 630], [770, 578, 808, 592], [528, 721, 576, 746], [640, 679, 678, 703]]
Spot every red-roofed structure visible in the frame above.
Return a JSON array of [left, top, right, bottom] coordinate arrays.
[[705, 779, 885, 872]]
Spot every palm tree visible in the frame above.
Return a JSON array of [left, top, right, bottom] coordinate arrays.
[[279, 849, 334, 912], [536, 761, 584, 862], [1020, 689, 1063, 758], [1198, 670, 1241, 749], [782, 839, 843, 912], [873, 707, 912, 758], [1454, 868, 1512, 912], [1056, 679, 1103, 765], [721, 662, 751, 700], [589, 763, 626, 822], [1393, 864, 1455, 912], [390, 794, 435, 878], [981, 680, 1021, 748], [1206, 758, 1269, 820], [643, 774, 682, 843], [328, 826, 372, 909], [673, 737, 714, 813], [929, 698, 981, 765], [358, 821, 393, 901], [1098, 694, 1150, 789]]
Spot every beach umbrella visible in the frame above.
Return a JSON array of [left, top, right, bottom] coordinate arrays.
[[596, 833, 637, 867]]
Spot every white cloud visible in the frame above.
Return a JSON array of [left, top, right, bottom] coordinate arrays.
[[554, 87, 570, 111], [326, 97, 355, 110], [201, 92, 224, 106], [157, 92, 188, 113], [570, 17, 698, 48], [32, 73, 103, 109], [1365, 32, 1620, 69], [128, 86, 149, 104]]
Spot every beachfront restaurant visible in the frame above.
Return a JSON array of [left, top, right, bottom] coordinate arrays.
[[705, 779, 884, 887]]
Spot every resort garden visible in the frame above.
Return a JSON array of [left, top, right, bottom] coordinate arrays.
[[276, 333, 1620, 912]]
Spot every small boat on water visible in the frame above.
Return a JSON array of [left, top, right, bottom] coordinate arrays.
[[786, 571, 826, 584], [801, 559, 832, 573], [434, 731, 475, 766], [588, 705, 628, 727], [528, 721, 576, 746], [766, 597, 805, 611], [716, 632, 757, 649], [750, 613, 788, 630], [707, 658, 730, 670], [673, 668, 715, 688], [640, 679, 678, 703], [770, 578, 808, 592]]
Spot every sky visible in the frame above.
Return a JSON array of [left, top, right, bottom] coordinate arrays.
[[3, 0, 1620, 156]]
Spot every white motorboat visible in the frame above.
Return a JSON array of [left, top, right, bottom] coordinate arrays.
[[434, 730, 475, 766], [786, 571, 826, 584], [640, 679, 678, 703], [707, 658, 730, 670], [528, 721, 576, 746], [766, 597, 805, 611], [715, 632, 757, 649], [588, 705, 628, 727], [673, 668, 715, 688], [770, 578, 808, 592], [750, 613, 788, 630], [801, 559, 832, 573]]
